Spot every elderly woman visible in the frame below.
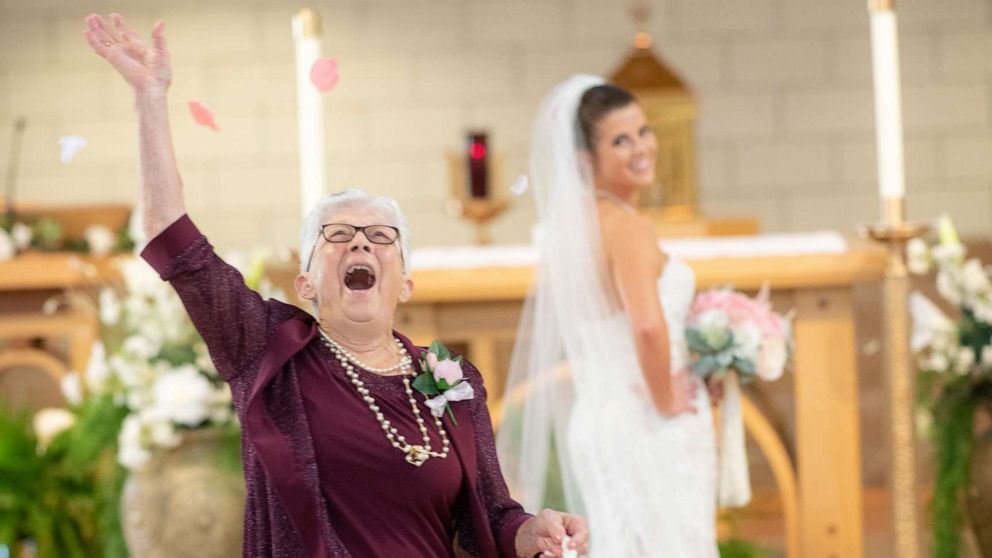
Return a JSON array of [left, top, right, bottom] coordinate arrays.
[[83, 13, 588, 558]]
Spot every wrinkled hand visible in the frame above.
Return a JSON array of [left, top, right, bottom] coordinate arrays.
[[515, 508, 589, 557], [659, 369, 698, 417], [83, 13, 172, 95]]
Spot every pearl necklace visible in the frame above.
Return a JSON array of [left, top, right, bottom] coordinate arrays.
[[319, 330, 450, 467]]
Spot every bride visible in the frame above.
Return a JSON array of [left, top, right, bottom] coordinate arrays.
[[497, 75, 719, 556]]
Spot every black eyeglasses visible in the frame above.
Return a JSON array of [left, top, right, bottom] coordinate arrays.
[[305, 223, 401, 271]]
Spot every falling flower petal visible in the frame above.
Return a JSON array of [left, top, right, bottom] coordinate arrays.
[[188, 101, 220, 131], [58, 135, 88, 163], [511, 175, 529, 196], [310, 58, 339, 92]]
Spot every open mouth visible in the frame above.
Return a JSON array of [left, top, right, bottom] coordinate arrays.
[[344, 264, 376, 291]]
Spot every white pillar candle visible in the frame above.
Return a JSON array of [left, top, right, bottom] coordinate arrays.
[[293, 9, 325, 218], [869, 6, 906, 201]]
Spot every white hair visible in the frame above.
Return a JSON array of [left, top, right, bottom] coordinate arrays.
[[299, 189, 411, 275]]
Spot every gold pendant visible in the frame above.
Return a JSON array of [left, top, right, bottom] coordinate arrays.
[[405, 445, 429, 467]]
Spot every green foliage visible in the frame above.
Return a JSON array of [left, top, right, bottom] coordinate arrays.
[[0, 211, 132, 254], [31, 218, 63, 251], [959, 309, 992, 360], [412, 372, 440, 396], [157, 344, 197, 368], [927, 377, 992, 558], [428, 340, 451, 361], [930, 379, 977, 558], [718, 538, 773, 558], [0, 397, 129, 558]]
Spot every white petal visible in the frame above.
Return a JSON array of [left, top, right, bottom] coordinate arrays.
[[58, 135, 88, 164]]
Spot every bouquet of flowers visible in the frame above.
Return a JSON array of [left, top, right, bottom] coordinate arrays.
[[686, 286, 793, 507], [907, 216, 992, 558]]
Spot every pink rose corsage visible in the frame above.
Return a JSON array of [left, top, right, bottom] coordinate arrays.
[[413, 340, 475, 426]]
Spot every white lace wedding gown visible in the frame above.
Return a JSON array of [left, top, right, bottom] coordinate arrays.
[[565, 257, 718, 557]]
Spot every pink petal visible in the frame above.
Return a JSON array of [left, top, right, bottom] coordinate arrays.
[[310, 58, 339, 92], [188, 101, 220, 131]]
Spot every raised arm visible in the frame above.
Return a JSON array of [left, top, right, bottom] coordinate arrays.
[[84, 15, 291, 387], [83, 13, 185, 238], [603, 213, 697, 417]]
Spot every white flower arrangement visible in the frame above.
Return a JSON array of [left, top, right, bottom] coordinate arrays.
[[906, 214, 992, 557], [76, 250, 286, 470], [909, 215, 992, 379]]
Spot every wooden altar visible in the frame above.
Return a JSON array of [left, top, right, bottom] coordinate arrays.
[[0, 203, 130, 408], [0, 221, 889, 556], [396, 237, 888, 558]]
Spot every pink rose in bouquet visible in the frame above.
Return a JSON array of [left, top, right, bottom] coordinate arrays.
[[687, 286, 792, 381]]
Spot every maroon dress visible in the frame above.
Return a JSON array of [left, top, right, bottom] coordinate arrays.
[[142, 215, 532, 558]]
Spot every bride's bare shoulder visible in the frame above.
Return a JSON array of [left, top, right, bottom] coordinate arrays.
[[598, 203, 663, 261]]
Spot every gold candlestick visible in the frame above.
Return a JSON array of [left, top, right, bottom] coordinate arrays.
[[862, 198, 928, 558]]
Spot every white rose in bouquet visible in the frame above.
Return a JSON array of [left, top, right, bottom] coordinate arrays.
[[758, 337, 788, 381], [731, 323, 762, 362], [696, 309, 732, 349]]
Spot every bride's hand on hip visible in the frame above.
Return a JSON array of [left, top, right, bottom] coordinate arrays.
[[83, 13, 172, 95], [515, 509, 590, 557], [659, 370, 698, 417]]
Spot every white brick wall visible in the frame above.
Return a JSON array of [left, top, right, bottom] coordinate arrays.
[[3, 0, 992, 250], [784, 88, 876, 134], [698, 92, 779, 139], [729, 37, 828, 86], [736, 140, 832, 192]]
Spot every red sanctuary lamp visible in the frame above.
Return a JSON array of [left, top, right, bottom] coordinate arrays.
[[447, 131, 509, 245], [466, 132, 489, 199]]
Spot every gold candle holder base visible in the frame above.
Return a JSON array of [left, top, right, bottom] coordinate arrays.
[[860, 221, 930, 277], [445, 198, 509, 245], [859, 198, 929, 558]]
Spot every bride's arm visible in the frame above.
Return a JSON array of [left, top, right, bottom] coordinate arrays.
[[604, 215, 697, 417]]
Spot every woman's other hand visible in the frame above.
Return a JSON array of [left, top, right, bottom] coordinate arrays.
[[515, 508, 590, 557], [83, 13, 172, 95]]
